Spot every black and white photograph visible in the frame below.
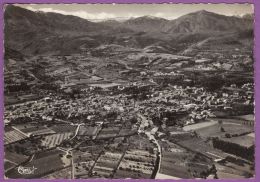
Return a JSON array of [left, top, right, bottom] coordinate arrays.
[[3, 3, 255, 179]]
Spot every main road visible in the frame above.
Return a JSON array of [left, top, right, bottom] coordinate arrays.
[[137, 113, 162, 178]]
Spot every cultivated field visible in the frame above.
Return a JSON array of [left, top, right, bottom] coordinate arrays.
[[50, 124, 77, 133], [92, 152, 123, 177], [41, 132, 73, 148], [195, 123, 253, 138], [78, 125, 98, 136], [4, 128, 28, 145], [42, 167, 72, 179], [19, 126, 56, 136], [5, 149, 68, 179]]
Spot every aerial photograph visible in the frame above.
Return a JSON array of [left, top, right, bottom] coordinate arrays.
[[4, 3, 254, 179]]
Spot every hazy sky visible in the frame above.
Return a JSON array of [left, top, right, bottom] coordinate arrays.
[[15, 4, 254, 21]]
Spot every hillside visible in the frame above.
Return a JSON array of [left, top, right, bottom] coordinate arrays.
[[4, 5, 253, 56]]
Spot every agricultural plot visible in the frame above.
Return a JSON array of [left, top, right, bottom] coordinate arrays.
[[175, 137, 228, 160], [96, 127, 120, 139], [19, 125, 56, 136], [114, 168, 151, 179], [5, 149, 69, 179], [195, 123, 253, 139], [92, 152, 123, 178], [232, 114, 254, 121], [183, 120, 218, 131], [72, 150, 96, 179], [41, 132, 73, 148], [128, 134, 154, 151], [77, 125, 98, 136], [159, 140, 212, 179], [4, 150, 29, 165], [42, 167, 72, 179], [4, 160, 17, 171], [215, 161, 254, 179], [220, 135, 254, 148], [118, 128, 137, 137], [50, 124, 77, 133], [212, 117, 254, 125], [4, 128, 28, 145], [115, 149, 156, 179]]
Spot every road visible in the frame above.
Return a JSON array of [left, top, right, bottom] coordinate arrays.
[[137, 113, 162, 178], [55, 118, 72, 124], [69, 123, 84, 140]]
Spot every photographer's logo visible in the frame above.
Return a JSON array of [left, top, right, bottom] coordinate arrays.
[[18, 166, 37, 175]]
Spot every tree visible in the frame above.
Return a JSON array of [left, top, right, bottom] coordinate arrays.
[[225, 133, 231, 138]]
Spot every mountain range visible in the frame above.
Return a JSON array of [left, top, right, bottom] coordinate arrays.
[[4, 5, 253, 56]]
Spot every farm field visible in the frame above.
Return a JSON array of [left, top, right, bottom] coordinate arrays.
[[212, 117, 254, 126], [232, 114, 254, 121], [195, 123, 253, 138], [5, 149, 68, 179], [42, 167, 72, 179], [19, 126, 56, 136], [215, 162, 253, 179], [160, 146, 212, 179], [220, 135, 254, 148], [72, 149, 97, 179], [96, 127, 120, 139], [118, 128, 137, 137], [4, 150, 29, 165], [175, 137, 228, 160], [4, 160, 17, 171], [77, 125, 98, 136], [116, 149, 156, 178], [156, 173, 181, 179], [41, 132, 73, 148], [50, 124, 77, 133], [4, 128, 28, 145], [114, 168, 151, 179], [128, 134, 154, 150], [183, 120, 218, 131], [92, 151, 123, 177]]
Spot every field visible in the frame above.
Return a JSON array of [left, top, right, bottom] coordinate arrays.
[[212, 117, 254, 126], [4, 150, 29, 164], [159, 140, 212, 179], [220, 135, 254, 148], [113, 168, 151, 179], [215, 161, 254, 179], [19, 126, 56, 136], [128, 134, 154, 151], [96, 127, 120, 139], [5, 149, 69, 179], [41, 132, 73, 148], [115, 149, 156, 179], [5, 94, 42, 105], [42, 167, 72, 179], [50, 124, 77, 133], [77, 125, 98, 136], [4, 128, 28, 145], [231, 114, 254, 121], [195, 122, 253, 138], [183, 120, 218, 131], [73, 150, 95, 179], [174, 137, 228, 160], [92, 152, 123, 178], [4, 160, 17, 171], [118, 128, 137, 137]]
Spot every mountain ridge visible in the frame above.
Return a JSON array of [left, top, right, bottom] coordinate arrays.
[[4, 5, 253, 56]]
